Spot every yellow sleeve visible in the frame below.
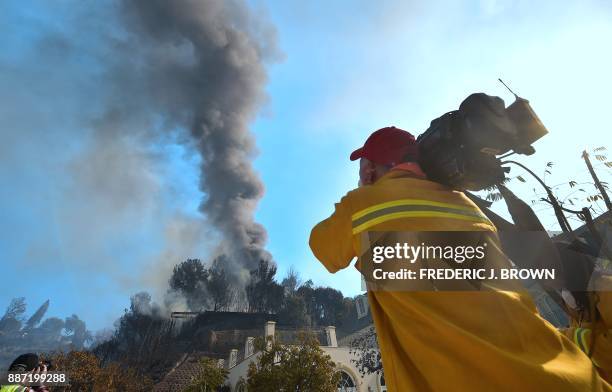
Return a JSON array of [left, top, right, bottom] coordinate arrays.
[[595, 275, 612, 326], [309, 195, 355, 273]]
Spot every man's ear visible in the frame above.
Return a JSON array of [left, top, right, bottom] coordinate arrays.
[[363, 161, 377, 185]]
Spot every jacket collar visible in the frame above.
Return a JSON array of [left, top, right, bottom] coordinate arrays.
[[376, 163, 449, 190], [389, 162, 427, 179]]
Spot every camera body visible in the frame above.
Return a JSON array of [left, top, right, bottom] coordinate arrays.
[[417, 93, 548, 191]]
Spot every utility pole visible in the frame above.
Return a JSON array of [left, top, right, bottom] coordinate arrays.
[[582, 150, 612, 212]]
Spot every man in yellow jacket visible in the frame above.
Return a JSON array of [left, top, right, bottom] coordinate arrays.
[[309, 126, 611, 391], [562, 275, 612, 383]]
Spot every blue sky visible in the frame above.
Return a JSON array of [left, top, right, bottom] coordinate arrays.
[[1, 0, 611, 332]]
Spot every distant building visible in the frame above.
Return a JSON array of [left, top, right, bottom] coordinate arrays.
[[154, 319, 385, 392], [154, 300, 384, 392], [223, 321, 385, 392]]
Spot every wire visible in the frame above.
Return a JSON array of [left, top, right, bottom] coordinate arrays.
[[498, 151, 516, 159]]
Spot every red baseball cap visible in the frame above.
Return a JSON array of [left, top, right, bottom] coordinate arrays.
[[350, 126, 418, 166]]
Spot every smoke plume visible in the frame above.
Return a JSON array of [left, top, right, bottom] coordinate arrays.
[[0, 0, 280, 325], [116, 0, 278, 283]]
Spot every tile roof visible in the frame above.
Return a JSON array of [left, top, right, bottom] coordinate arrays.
[[154, 351, 223, 392]]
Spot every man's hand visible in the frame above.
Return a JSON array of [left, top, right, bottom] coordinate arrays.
[[21, 363, 49, 392]]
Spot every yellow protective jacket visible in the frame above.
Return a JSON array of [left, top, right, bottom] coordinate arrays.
[[310, 168, 611, 391], [563, 275, 612, 384], [0, 386, 25, 392]]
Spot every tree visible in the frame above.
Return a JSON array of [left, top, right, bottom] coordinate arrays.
[[129, 292, 157, 315], [313, 287, 346, 326], [0, 298, 95, 369], [349, 326, 383, 376], [277, 268, 310, 326], [39, 317, 65, 340], [278, 294, 310, 327], [296, 281, 316, 323], [293, 283, 349, 327], [48, 350, 100, 390], [169, 258, 209, 310], [64, 314, 93, 349], [281, 267, 302, 295], [246, 333, 340, 391], [99, 291, 173, 368], [24, 299, 49, 330], [208, 256, 231, 311], [245, 259, 284, 313], [101, 362, 152, 392], [184, 357, 228, 392], [1, 297, 26, 323], [46, 350, 152, 392]]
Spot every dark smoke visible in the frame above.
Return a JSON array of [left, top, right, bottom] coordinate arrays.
[[1, 0, 280, 305], [114, 0, 279, 283]]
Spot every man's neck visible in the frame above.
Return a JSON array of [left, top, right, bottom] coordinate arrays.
[[389, 162, 427, 179]]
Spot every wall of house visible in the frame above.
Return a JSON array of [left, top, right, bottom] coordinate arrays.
[[226, 351, 260, 389], [324, 346, 384, 392]]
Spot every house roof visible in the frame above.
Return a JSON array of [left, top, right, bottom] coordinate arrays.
[[153, 351, 224, 392]]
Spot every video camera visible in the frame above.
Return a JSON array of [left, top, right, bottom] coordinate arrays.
[[417, 84, 548, 191]]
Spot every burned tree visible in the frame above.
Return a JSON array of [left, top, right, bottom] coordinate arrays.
[[245, 259, 284, 313], [208, 256, 232, 311], [169, 258, 209, 311]]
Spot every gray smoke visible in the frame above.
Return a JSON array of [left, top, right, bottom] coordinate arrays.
[[113, 0, 278, 283], [1, 0, 279, 303], [0, 0, 281, 336]]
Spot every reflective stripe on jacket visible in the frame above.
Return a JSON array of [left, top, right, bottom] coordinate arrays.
[[563, 275, 612, 384], [0, 385, 25, 392]]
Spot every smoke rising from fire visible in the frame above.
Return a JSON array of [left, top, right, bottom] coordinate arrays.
[[0, 0, 280, 322], [117, 0, 279, 283]]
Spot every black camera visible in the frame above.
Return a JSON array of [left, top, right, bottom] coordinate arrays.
[[417, 92, 548, 191]]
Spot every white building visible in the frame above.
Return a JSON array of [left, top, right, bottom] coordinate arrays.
[[223, 320, 386, 392]]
